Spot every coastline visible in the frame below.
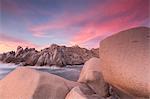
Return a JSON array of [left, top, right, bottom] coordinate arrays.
[[0, 62, 83, 81]]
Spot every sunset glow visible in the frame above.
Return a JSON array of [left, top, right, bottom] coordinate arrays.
[[0, 0, 149, 52]]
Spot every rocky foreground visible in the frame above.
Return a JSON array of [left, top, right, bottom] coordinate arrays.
[[0, 44, 98, 66], [0, 26, 149, 99]]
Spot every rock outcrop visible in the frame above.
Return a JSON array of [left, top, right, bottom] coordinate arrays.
[[0, 44, 99, 67], [0, 67, 78, 99], [78, 58, 109, 97], [66, 57, 118, 99], [1, 51, 16, 63], [0, 26, 149, 99], [99, 27, 150, 98]]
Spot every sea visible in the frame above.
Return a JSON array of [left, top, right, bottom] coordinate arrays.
[[0, 62, 83, 81]]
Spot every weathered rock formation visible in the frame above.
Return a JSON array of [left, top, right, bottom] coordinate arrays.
[[0, 57, 118, 99], [99, 27, 150, 98], [0, 44, 99, 66], [0, 67, 79, 99], [65, 84, 104, 99], [78, 58, 109, 97], [0, 26, 149, 99], [66, 57, 119, 99]]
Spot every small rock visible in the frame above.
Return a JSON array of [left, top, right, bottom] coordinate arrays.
[[65, 84, 104, 99]]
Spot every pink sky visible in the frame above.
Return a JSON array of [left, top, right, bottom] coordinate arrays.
[[0, 0, 149, 52]]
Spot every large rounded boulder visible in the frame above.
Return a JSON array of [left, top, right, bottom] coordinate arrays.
[[0, 67, 78, 99], [99, 27, 150, 97]]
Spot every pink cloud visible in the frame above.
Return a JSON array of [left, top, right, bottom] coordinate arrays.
[[29, 12, 93, 37], [70, 17, 142, 46], [0, 34, 39, 52], [69, 0, 149, 47], [29, 0, 148, 40], [28, 2, 106, 37]]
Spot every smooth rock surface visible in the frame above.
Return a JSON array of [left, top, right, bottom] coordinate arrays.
[[0, 67, 78, 99], [99, 27, 150, 97], [78, 58, 109, 97]]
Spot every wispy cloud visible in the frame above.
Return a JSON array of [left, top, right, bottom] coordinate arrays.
[[69, 0, 149, 46], [0, 34, 39, 52], [1, 0, 149, 50], [29, 0, 148, 45]]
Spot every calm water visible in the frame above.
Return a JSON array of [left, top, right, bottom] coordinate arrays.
[[0, 62, 83, 81]]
